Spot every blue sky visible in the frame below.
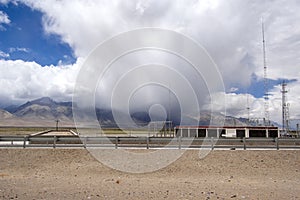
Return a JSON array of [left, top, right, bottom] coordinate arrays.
[[0, 2, 75, 66], [0, 0, 299, 124], [231, 74, 297, 98]]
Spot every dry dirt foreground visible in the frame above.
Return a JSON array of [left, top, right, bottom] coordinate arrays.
[[0, 149, 299, 200]]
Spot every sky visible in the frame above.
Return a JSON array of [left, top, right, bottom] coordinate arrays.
[[0, 0, 299, 125]]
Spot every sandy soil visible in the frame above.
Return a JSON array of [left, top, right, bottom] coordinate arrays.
[[0, 149, 299, 200]]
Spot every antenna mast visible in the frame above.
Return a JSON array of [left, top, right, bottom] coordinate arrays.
[[281, 81, 289, 134], [246, 93, 250, 124], [262, 20, 270, 125]]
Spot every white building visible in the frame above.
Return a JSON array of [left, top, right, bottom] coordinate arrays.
[[174, 126, 280, 138]]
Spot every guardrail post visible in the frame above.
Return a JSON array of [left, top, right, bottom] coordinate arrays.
[[53, 136, 57, 149], [243, 137, 246, 150], [211, 137, 214, 150], [83, 137, 87, 149], [23, 136, 27, 148], [178, 136, 181, 149], [115, 137, 118, 149], [275, 137, 279, 150], [146, 137, 149, 149]]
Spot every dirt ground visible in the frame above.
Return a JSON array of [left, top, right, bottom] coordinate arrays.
[[0, 149, 299, 200]]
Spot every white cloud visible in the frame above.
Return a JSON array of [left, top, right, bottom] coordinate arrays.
[[18, 0, 299, 87], [0, 0, 17, 5], [0, 10, 10, 30], [0, 11, 10, 24], [204, 92, 257, 117], [0, 50, 9, 58], [0, 58, 82, 107], [9, 47, 30, 53], [229, 87, 239, 92], [0, 0, 299, 125], [0, 0, 10, 4]]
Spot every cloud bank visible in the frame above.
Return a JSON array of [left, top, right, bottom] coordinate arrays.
[[0, 0, 300, 124], [0, 58, 82, 107]]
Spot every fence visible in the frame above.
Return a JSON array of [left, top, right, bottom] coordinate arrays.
[[1, 136, 300, 150]]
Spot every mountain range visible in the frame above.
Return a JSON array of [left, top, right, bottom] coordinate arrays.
[[0, 97, 253, 127], [0, 97, 72, 126]]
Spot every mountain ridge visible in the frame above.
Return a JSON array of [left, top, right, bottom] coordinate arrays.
[[0, 97, 269, 128]]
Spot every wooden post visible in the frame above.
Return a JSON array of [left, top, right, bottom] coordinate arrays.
[[243, 137, 246, 150]]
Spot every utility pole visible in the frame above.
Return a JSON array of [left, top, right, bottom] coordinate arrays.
[[55, 119, 60, 131]]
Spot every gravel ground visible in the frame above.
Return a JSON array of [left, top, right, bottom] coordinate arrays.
[[0, 149, 299, 199]]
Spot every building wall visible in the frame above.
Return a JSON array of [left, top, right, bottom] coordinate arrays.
[[175, 127, 279, 138]]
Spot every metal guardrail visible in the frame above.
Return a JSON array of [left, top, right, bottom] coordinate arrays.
[[0, 136, 300, 149]]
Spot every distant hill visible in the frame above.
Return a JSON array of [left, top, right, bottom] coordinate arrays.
[[0, 96, 278, 128], [0, 109, 14, 119], [0, 97, 73, 127], [0, 97, 142, 127], [13, 97, 73, 121]]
